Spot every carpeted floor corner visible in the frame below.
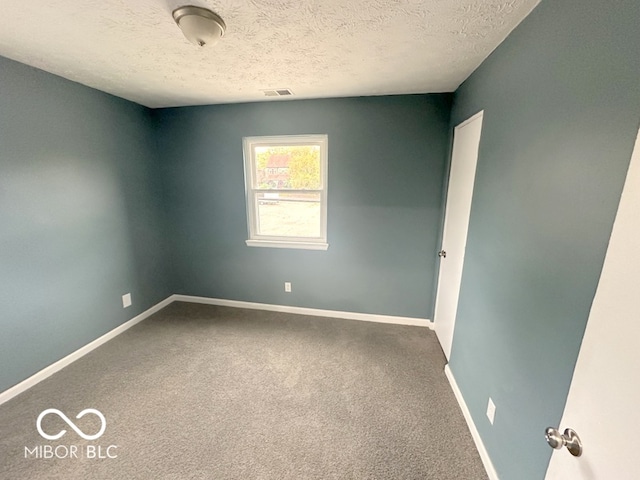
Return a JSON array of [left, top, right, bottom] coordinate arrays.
[[0, 302, 488, 479]]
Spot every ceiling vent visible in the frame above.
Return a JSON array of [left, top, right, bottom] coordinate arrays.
[[262, 88, 293, 97]]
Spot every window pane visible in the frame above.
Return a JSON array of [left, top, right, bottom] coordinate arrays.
[[256, 192, 321, 238], [254, 145, 321, 190]]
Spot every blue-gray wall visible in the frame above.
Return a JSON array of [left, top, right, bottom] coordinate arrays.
[[448, 0, 640, 478], [1, 58, 451, 393], [0, 56, 171, 392], [155, 95, 452, 318]]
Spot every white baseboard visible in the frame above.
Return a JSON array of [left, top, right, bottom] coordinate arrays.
[[0, 296, 174, 406], [444, 364, 499, 480], [0, 294, 431, 405], [172, 294, 433, 328]]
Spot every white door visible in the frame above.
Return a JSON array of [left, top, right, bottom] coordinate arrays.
[[545, 125, 640, 479], [434, 111, 484, 360]]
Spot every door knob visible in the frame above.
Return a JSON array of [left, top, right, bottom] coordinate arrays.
[[545, 427, 583, 457], [438, 250, 447, 258]]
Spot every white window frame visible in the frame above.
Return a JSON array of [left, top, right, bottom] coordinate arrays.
[[242, 134, 329, 250]]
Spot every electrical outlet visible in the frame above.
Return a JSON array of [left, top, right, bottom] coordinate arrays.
[[486, 397, 496, 425], [284, 282, 292, 293], [122, 293, 132, 308]]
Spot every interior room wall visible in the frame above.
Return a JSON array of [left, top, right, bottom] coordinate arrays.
[[155, 95, 452, 319], [0, 58, 453, 392], [0, 56, 172, 392], [447, 0, 640, 478]]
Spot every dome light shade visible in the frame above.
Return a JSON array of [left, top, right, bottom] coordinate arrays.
[[172, 6, 226, 47]]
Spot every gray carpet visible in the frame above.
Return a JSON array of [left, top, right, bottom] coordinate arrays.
[[0, 302, 487, 479]]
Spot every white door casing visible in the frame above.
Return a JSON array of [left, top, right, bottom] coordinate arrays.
[[434, 111, 484, 360], [545, 125, 640, 479]]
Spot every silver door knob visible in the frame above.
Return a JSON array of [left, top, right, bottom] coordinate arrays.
[[545, 427, 583, 457], [438, 250, 447, 258]]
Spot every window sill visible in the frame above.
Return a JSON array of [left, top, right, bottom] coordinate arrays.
[[245, 240, 329, 251]]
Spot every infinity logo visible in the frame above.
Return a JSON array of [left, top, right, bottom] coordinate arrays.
[[36, 409, 106, 441]]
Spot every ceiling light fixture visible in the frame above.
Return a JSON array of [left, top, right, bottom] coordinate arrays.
[[172, 6, 226, 47]]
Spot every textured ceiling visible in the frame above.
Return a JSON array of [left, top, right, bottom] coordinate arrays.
[[0, 0, 540, 108]]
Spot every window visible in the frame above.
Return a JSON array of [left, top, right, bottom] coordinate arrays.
[[242, 134, 328, 250]]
